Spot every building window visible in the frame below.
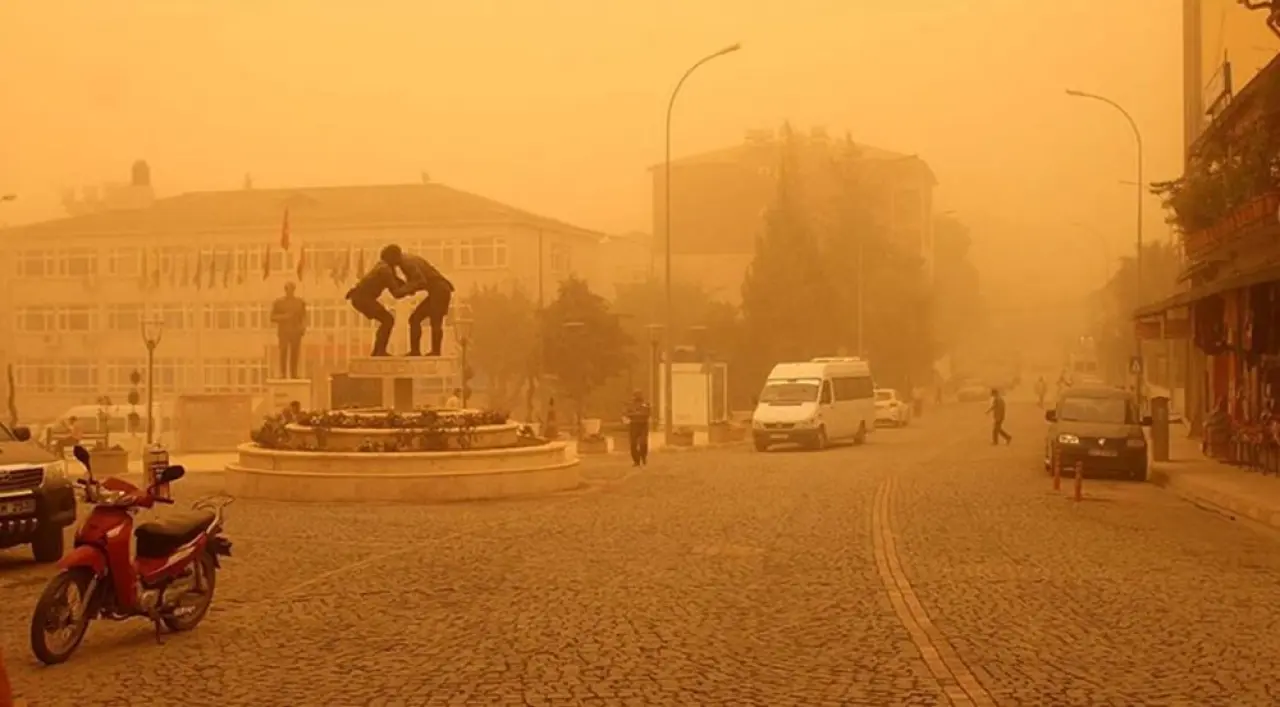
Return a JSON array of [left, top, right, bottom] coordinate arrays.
[[105, 359, 146, 392], [17, 250, 56, 277], [549, 242, 572, 275], [16, 306, 55, 332], [153, 303, 190, 331], [457, 237, 507, 270], [107, 248, 141, 277], [202, 358, 267, 393], [15, 306, 96, 332], [106, 304, 142, 333], [13, 358, 98, 393], [60, 306, 96, 331], [65, 248, 99, 277]]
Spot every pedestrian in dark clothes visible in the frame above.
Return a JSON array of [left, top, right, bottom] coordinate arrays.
[[987, 388, 1012, 445], [624, 390, 651, 466]]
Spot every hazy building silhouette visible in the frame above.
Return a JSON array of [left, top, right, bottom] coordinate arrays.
[[0, 170, 641, 419], [650, 126, 937, 303]]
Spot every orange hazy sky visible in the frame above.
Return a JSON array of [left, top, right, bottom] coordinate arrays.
[[0, 1, 1183, 290]]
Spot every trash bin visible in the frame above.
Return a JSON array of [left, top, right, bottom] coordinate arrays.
[[144, 445, 172, 501]]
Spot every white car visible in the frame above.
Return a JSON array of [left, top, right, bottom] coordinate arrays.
[[874, 388, 911, 427]]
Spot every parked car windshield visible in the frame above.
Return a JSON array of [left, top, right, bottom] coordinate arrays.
[[759, 382, 820, 404], [875, 390, 895, 402], [1059, 397, 1129, 424]]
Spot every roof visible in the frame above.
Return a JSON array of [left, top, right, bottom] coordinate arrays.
[[0, 183, 605, 241], [649, 138, 937, 185]]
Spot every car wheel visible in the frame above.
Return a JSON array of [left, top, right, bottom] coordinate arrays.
[[753, 438, 770, 452], [31, 526, 65, 564], [811, 426, 828, 451]]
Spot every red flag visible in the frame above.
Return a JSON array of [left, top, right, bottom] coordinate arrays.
[[281, 208, 291, 251], [262, 244, 271, 280], [296, 246, 306, 280]]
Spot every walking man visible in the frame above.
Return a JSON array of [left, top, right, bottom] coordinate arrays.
[[1034, 376, 1048, 408], [345, 260, 405, 357], [987, 388, 1012, 445], [624, 390, 651, 466], [270, 282, 307, 378], [381, 244, 455, 356]]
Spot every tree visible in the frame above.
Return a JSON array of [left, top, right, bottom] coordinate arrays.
[[741, 125, 846, 366], [465, 284, 537, 412], [541, 277, 630, 425], [932, 215, 985, 358], [1093, 241, 1183, 381]]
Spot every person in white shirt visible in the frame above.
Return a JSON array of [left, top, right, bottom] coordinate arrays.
[[444, 388, 462, 409]]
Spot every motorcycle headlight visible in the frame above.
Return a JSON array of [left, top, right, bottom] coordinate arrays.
[[1058, 434, 1081, 445]]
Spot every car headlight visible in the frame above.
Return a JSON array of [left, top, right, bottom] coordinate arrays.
[[1057, 434, 1081, 445], [43, 460, 67, 481], [1126, 438, 1146, 448]]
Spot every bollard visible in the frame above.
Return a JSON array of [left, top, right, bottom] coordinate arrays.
[[1073, 461, 1083, 502], [1052, 446, 1061, 491]]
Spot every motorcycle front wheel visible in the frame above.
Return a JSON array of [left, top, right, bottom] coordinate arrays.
[[30, 567, 96, 665]]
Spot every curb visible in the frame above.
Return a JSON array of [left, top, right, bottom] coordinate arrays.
[[1151, 465, 1280, 530], [576, 441, 748, 459]]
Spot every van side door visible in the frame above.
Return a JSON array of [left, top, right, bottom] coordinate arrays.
[[818, 378, 844, 437]]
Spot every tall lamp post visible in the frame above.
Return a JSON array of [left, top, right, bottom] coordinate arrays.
[[453, 316, 473, 408], [645, 323, 663, 431], [1066, 88, 1144, 399], [664, 41, 741, 441], [141, 318, 164, 445]]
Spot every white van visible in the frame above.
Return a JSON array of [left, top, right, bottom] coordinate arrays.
[[751, 357, 876, 451]]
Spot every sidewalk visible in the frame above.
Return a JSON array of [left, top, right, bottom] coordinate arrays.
[[565, 430, 746, 457], [1150, 426, 1280, 530]]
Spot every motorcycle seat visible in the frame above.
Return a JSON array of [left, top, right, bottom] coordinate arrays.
[[134, 509, 217, 558]]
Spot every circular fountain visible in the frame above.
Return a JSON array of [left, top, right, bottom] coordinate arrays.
[[224, 407, 580, 503]]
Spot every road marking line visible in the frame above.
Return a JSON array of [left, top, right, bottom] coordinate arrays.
[[872, 478, 996, 707]]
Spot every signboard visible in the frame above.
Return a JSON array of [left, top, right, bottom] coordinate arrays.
[[1202, 60, 1233, 121], [1129, 356, 1144, 376]]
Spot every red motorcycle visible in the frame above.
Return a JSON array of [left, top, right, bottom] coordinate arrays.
[[29, 445, 233, 665]]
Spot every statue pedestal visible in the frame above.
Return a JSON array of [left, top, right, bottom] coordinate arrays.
[[266, 379, 313, 412], [346, 356, 459, 411]]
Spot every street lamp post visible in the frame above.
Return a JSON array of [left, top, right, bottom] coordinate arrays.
[[141, 319, 164, 445], [645, 323, 663, 431], [1067, 88, 1144, 397], [664, 42, 741, 442], [453, 316, 474, 409]]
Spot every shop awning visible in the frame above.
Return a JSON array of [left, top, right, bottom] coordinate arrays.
[[1133, 261, 1280, 320]]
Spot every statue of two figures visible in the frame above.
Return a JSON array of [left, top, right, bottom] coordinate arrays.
[[345, 244, 456, 357]]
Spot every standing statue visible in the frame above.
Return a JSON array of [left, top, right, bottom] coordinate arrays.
[[345, 259, 405, 357], [380, 244, 455, 357], [270, 282, 307, 378]]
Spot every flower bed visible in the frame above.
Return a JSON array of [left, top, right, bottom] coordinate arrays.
[[251, 408, 518, 452]]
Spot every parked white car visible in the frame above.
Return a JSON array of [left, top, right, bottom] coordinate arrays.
[[874, 388, 911, 427]]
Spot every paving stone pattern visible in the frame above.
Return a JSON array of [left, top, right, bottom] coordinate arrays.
[[2, 404, 1278, 705]]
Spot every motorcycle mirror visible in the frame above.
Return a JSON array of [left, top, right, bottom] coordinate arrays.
[[159, 465, 186, 483], [12, 426, 31, 442], [72, 445, 92, 468]]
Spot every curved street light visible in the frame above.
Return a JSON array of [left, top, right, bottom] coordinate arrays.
[[663, 42, 741, 441], [1065, 89, 1144, 301], [1066, 88, 1146, 402]]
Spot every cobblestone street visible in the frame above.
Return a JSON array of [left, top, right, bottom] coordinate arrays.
[[4, 403, 1280, 706]]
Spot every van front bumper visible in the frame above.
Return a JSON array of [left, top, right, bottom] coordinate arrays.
[[754, 427, 820, 446]]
